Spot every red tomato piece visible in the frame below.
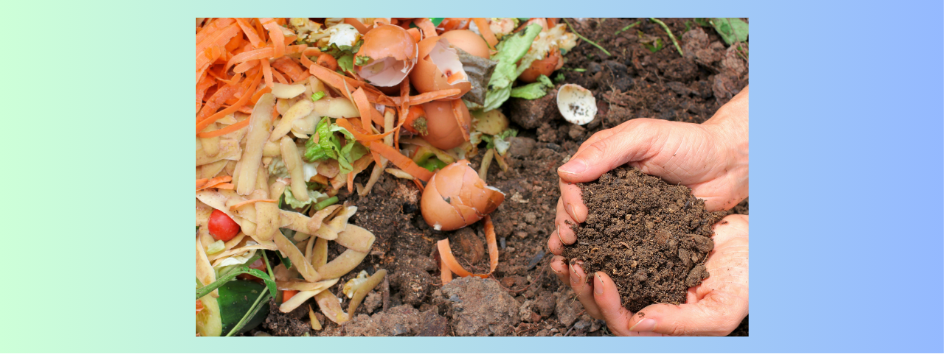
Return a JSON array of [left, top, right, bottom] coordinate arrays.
[[208, 209, 240, 241]]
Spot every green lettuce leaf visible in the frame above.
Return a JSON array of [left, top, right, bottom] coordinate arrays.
[[303, 117, 369, 175], [509, 75, 553, 99], [482, 24, 543, 112]]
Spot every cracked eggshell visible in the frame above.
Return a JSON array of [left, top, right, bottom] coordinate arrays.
[[440, 30, 490, 59], [421, 100, 472, 150], [556, 84, 597, 125], [409, 37, 471, 99], [519, 46, 562, 83], [354, 24, 418, 87], [420, 160, 505, 231]]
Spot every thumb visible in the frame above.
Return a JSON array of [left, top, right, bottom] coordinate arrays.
[[628, 293, 746, 336], [557, 119, 662, 183]]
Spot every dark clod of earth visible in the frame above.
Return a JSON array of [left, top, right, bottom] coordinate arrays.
[[563, 167, 727, 313]]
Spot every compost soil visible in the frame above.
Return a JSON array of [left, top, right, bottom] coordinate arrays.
[[561, 167, 727, 312], [250, 18, 748, 337]]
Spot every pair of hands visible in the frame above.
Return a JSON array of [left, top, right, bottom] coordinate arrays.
[[547, 87, 749, 336]]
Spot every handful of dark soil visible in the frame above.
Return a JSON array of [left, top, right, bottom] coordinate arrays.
[[562, 167, 726, 312]]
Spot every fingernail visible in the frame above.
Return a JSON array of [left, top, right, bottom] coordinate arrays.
[[569, 264, 580, 284], [594, 274, 605, 294], [559, 159, 587, 175], [555, 225, 564, 244], [629, 318, 657, 332], [567, 203, 578, 220]]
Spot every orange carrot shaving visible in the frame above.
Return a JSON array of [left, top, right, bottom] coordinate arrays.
[[440, 255, 453, 284], [390, 89, 461, 106], [196, 69, 263, 134], [547, 18, 559, 27], [260, 18, 285, 58], [317, 54, 338, 71], [262, 59, 274, 88], [351, 88, 381, 133], [235, 18, 263, 48], [411, 178, 424, 192], [196, 84, 238, 122], [283, 290, 298, 301], [196, 75, 216, 113], [196, 176, 233, 191], [334, 118, 394, 142], [369, 141, 433, 182], [436, 215, 499, 279], [472, 18, 498, 48], [225, 47, 273, 73], [210, 183, 234, 190], [196, 18, 235, 45], [272, 57, 308, 83], [233, 59, 259, 74], [451, 99, 470, 142], [272, 68, 288, 84], [197, 22, 240, 56], [413, 18, 437, 39], [346, 171, 354, 193], [228, 199, 278, 211]]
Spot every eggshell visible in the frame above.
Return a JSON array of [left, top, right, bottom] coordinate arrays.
[[519, 46, 562, 83], [557, 84, 597, 125], [420, 160, 505, 231], [421, 100, 471, 150], [355, 24, 418, 87], [409, 37, 471, 99], [440, 30, 490, 59]]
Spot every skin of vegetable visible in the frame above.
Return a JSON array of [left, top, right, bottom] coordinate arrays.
[[420, 160, 505, 231], [208, 209, 241, 241]]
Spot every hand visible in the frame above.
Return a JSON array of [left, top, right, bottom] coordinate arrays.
[[546, 87, 749, 336], [548, 86, 748, 255], [550, 214, 748, 336]]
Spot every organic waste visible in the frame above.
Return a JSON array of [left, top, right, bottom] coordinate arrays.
[[196, 17, 748, 337], [195, 17, 583, 337]]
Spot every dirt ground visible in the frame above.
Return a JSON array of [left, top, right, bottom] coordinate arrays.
[[255, 18, 749, 337]]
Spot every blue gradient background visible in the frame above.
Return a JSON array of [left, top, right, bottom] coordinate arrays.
[[1, 0, 941, 352]]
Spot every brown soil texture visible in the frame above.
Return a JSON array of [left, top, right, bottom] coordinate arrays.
[[561, 167, 727, 312], [250, 18, 748, 337]]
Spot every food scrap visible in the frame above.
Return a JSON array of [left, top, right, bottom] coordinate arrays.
[[196, 17, 582, 337]]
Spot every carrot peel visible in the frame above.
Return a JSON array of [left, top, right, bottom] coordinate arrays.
[[436, 215, 499, 279]]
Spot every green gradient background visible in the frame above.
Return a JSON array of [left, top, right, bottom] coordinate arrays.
[[3, 0, 943, 352]]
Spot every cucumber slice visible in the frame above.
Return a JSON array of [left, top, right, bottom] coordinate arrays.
[[196, 294, 222, 337], [197, 280, 270, 336]]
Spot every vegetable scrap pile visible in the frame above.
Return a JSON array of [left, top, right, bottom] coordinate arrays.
[[195, 17, 581, 336]]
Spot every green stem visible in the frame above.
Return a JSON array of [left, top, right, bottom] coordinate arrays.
[[563, 18, 611, 57], [615, 21, 640, 36], [314, 196, 339, 211], [225, 291, 270, 337], [650, 18, 684, 57]]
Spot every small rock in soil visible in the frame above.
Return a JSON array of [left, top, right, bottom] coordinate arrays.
[[390, 262, 433, 307], [507, 89, 559, 130], [343, 304, 449, 336], [435, 277, 519, 336], [362, 291, 382, 314], [555, 288, 585, 327], [508, 136, 537, 158], [535, 291, 556, 317]]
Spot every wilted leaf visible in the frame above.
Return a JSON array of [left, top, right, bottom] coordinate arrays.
[[711, 18, 748, 45]]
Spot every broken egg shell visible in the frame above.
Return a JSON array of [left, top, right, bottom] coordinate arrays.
[[409, 37, 471, 99], [556, 84, 597, 125], [440, 30, 490, 59], [420, 100, 471, 150], [420, 160, 505, 231], [519, 46, 562, 83], [355, 24, 418, 87]]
